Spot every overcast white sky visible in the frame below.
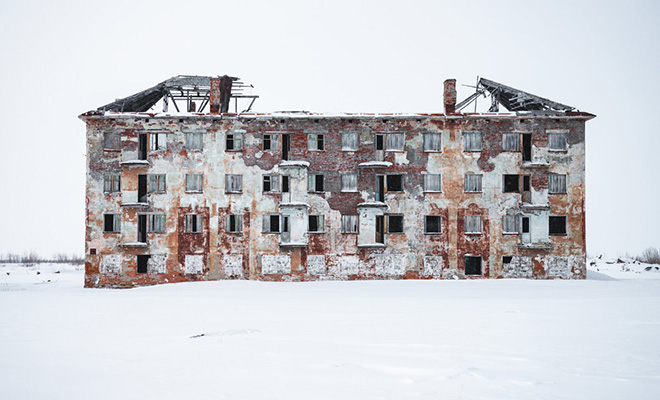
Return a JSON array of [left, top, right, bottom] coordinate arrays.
[[0, 0, 658, 257]]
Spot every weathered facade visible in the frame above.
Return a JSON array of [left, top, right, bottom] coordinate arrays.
[[81, 75, 594, 288]]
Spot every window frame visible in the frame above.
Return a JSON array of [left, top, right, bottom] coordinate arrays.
[[341, 214, 359, 233], [185, 132, 204, 151], [308, 215, 326, 233], [502, 133, 520, 152], [262, 213, 282, 233], [184, 214, 203, 233], [502, 215, 520, 235], [386, 133, 405, 152], [103, 213, 121, 233], [464, 174, 483, 193], [463, 131, 482, 151], [503, 174, 520, 193], [548, 174, 567, 194], [387, 214, 404, 234], [263, 133, 278, 151], [549, 215, 567, 235], [103, 132, 121, 150], [341, 172, 358, 192], [308, 173, 325, 193], [423, 173, 442, 193], [423, 132, 442, 152], [226, 131, 244, 152], [148, 174, 166, 193], [185, 173, 203, 193], [424, 215, 442, 234], [341, 131, 359, 151], [307, 133, 325, 151], [262, 174, 280, 194], [149, 133, 167, 151], [464, 215, 483, 234], [226, 214, 243, 234], [148, 214, 166, 233], [386, 174, 404, 192], [225, 174, 243, 194], [548, 132, 567, 151], [103, 174, 121, 193]]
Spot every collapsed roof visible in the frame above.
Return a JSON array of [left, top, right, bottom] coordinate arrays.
[[97, 75, 258, 113]]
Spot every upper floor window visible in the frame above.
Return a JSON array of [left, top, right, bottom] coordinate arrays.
[[103, 174, 120, 192], [341, 132, 358, 151], [263, 133, 278, 151], [387, 215, 404, 233], [424, 174, 441, 192], [464, 215, 482, 234], [148, 174, 166, 193], [185, 174, 203, 193], [549, 174, 567, 194], [184, 214, 203, 233], [308, 133, 325, 151], [262, 214, 282, 233], [226, 132, 243, 151], [308, 173, 325, 192], [149, 133, 167, 151], [425, 216, 442, 234], [549, 216, 567, 235], [148, 214, 166, 233], [226, 214, 243, 233], [502, 133, 520, 151], [463, 132, 482, 151], [341, 214, 358, 233], [386, 174, 403, 192], [185, 133, 203, 151], [423, 133, 442, 152], [103, 213, 121, 233], [502, 215, 520, 234], [464, 174, 483, 193], [308, 215, 325, 233], [503, 174, 520, 193], [386, 133, 404, 151], [225, 174, 243, 193], [103, 132, 121, 150], [263, 175, 280, 193], [549, 133, 567, 151], [341, 173, 358, 192]]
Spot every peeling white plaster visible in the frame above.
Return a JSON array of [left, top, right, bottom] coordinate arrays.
[[262, 255, 291, 274], [185, 255, 204, 274], [339, 255, 360, 275], [224, 255, 243, 277], [101, 254, 121, 274], [502, 256, 533, 279], [307, 255, 326, 275], [147, 254, 167, 274], [423, 255, 443, 277], [374, 254, 405, 276]]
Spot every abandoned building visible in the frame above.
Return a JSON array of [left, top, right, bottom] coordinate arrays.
[[80, 75, 594, 288]]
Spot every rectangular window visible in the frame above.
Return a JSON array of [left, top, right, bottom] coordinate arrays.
[[386, 174, 403, 192], [308, 133, 325, 151], [503, 174, 520, 193], [549, 174, 567, 194], [502, 215, 520, 234], [226, 132, 243, 151], [387, 215, 404, 233], [148, 174, 166, 193], [463, 132, 482, 151], [262, 214, 281, 233], [423, 133, 442, 152], [464, 215, 483, 234], [549, 133, 567, 150], [263, 175, 280, 193], [308, 173, 325, 192], [226, 214, 243, 233], [549, 216, 567, 235], [149, 133, 167, 151], [464, 174, 483, 193], [103, 214, 121, 233], [148, 214, 166, 233], [341, 214, 358, 233], [341, 173, 358, 192], [185, 174, 203, 193], [263, 133, 278, 151], [465, 256, 482, 275], [386, 133, 404, 151], [308, 215, 325, 233], [502, 133, 520, 151], [103, 132, 121, 149], [425, 216, 442, 234], [103, 174, 120, 192], [185, 133, 203, 150], [225, 174, 243, 193], [184, 214, 203, 233], [424, 174, 441, 192], [341, 132, 358, 151]]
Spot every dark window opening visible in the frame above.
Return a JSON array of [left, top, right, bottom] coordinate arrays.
[[282, 176, 289, 193], [522, 133, 532, 162], [282, 216, 289, 233], [309, 216, 318, 232], [386, 175, 403, 192], [90, 248, 97, 255], [137, 215, 147, 243], [138, 133, 147, 160], [317, 134, 324, 150], [503, 256, 513, 264], [138, 174, 147, 203], [425, 216, 441, 234], [270, 215, 280, 233], [522, 217, 530, 233], [137, 255, 150, 274], [465, 256, 482, 275], [282, 134, 290, 160], [376, 175, 385, 202], [503, 175, 520, 193], [376, 134, 384, 151], [523, 175, 531, 191], [263, 176, 273, 192], [103, 214, 119, 233], [264, 134, 272, 150], [226, 135, 234, 150], [388, 215, 404, 233], [376, 215, 385, 243], [549, 216, 567, 235]]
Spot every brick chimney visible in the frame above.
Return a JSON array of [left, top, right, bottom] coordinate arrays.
[[210, 77, 220, 114], [443, 79, 457, 114]]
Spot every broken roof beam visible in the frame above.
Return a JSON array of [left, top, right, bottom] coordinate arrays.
[[479, 77, 574, 112]]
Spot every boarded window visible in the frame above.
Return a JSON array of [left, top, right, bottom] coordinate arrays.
[[463, 132, 482, 151], [185, 133, 203, 150], [549, 133, 567, 150], [148, 214, 166, 233], [425, 216, 441, 234], [464, 174, 482, 193], [423, 133, 442, 152], [387, 215, 404, 233], [225, 174, 243, 193], [549, 174, 567, 194], [502, 133, 520, 151], [341, 132, 358, 150], [148, 174, 166, 193], [308, 215, 325, 232], [103, 174, 120, 192], [185, 174, 203, 192], [226, 214, 243, 233], [149, 133, 167, 151], [262, 214, 281, 233], [464, 215, 482, 234], [549, 216, 567, 235], [103, 214, 121, 233], [424, 174, 441, 192], [263, 175, 280, 193], [503, 174, 520, 193], [263, 133, 278, 151], [184, 214, 203, 233], [502, 215, 520, 234], [103, 132, 121, 149], [341, 173, 357, 192], [308, 174, 325, 192], [341, 214, 358, 233], [465, 256, 482, 275], [307, 133, 325, 151], [386, 174, 403, 192], [226, 132, 243, 151], [386, 133, 404, 151]]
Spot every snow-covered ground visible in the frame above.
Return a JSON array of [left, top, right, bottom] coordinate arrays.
[[1, 261, 659, 400]]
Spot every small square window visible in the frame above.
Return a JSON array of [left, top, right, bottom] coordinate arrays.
[[103, 214, 121, 233], [464, 215, 482, 234], [148, 214, 166, 233], [226, 132, 243, 151], [226, 214, 243, 233], [503, 175, 520, 193], [225, 174, 243, 193], [502, 133, 520, 151], [103, 174, 121, 192], [308, 215, 325, 233], [386, 174, 403, 192], [464, 174, 482, 193], [341, 173, 358, 192], [463, 132, 482, 151], [308, 133, 325, 151], [341, 214, 358, 233], [341, 132, 358, 151], [263, 175, 280, 193], [549, 216, 567, 235], [148, 174, 166, 193], [424, 174, 441, 192], [423, 133, 442, 152], [549, 133, 567, 150], [184, 214, 203, 233], [185, 133, 203, 150], [149, 133, 167, 151], [425, 216, 441, 234], [308, 174, 325, 192], [185, 174, 203, 193], [387, 215, 404, 233], [465, 256, 482, 275], [549, 174, 567, 194], [103, 132, 121, 150]]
